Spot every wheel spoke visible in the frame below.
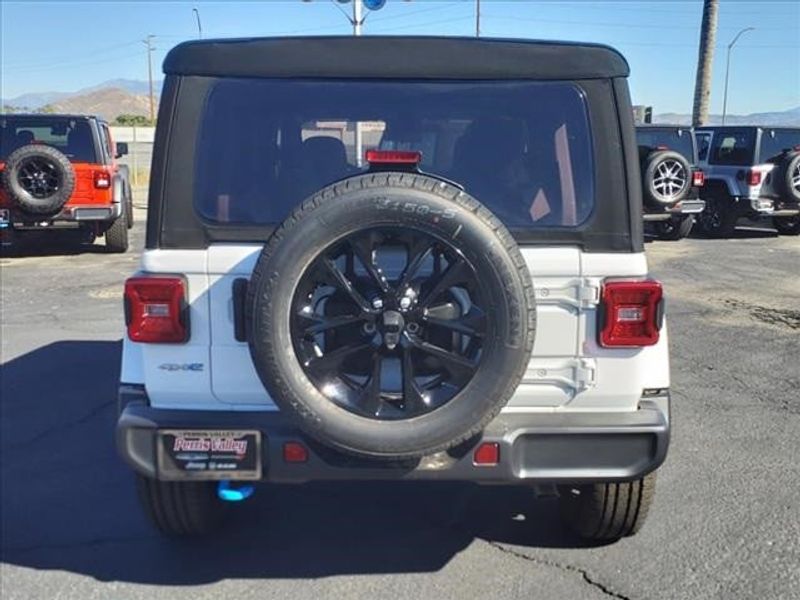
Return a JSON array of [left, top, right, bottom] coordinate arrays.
[[423, 305, 487, 338], [418, 258, 470, 308], [348, 232, 390, 293], [357, 353, 383, 417], [318, 257, 372, 312], [305, 342, 372, 376], [408, 335, 477, 382], [397, 236, 435, 292], [296, 310, 365, 335], [401, 345, 428, 415]]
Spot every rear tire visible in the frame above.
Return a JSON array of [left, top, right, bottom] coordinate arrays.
[[105, 211, 129, 253], [773, 215, 800, 235], [136, 475, 226, 536], [558, 474, 656, 541], [125, 182, 134, 228], [654, 215, 694, 241], [698, 196, 736, 238]]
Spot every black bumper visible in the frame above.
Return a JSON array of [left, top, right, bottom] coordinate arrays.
[[116, 387, 670, 484]]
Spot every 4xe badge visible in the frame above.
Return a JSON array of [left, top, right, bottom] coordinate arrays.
[[159, 362, 204, 372]]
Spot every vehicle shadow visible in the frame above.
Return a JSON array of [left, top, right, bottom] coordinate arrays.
[[0, 234, 108, 257], [688, 223, 779, 240], [0, 340, 595, 585]]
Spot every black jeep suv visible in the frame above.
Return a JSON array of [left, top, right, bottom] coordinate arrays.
[[636, 125, 705, 240]]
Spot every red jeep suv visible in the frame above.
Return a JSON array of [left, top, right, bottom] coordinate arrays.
[[0, 114, 133, 253]]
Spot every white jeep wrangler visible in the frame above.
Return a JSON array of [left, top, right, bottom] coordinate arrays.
[[118, 36, 671, 541]]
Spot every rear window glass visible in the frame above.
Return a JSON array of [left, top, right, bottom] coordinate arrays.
[[194, 79, 594, 229], [695, 132, 712, 161], [0, 116, 97, 163], [636, 128, 695, 163], [758, 129, 800, 162], [708, 129, 755, 166]]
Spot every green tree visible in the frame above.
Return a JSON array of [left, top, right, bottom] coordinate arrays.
[[114, 114, 153, 126]]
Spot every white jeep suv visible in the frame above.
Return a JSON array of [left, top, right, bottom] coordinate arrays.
[[695, 126, 800, 236], [117, 36, 671, 541]]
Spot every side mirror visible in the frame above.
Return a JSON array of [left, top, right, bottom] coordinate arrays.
[[115, 142, 129, 158]]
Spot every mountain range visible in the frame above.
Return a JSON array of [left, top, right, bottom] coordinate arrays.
[[654, 106, 800, 127], [3, 79, 799, 127], [2, 79, 163, 122]]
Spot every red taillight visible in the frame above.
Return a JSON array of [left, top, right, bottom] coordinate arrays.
[[94, 170, 111, 189], [283, 441, 309, 463], [473, 442, 500, 466], [365, 149, 422, 165], [599, 280, 663, 348], [692, 170, 705, 187], [124, 276, 188, 343], [747, 169, 762, 186]]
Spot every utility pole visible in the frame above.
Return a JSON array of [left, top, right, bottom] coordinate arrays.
[[722, 27, 755, 125], [476, 0, 480, 37], [143, 35, 156, 124], [691, 0, 719, 127]]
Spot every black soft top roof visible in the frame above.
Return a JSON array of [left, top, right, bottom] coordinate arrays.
[[164, 36, 629, 80]]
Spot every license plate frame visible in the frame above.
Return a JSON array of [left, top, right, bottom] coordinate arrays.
[[156, 429, 262, 481]]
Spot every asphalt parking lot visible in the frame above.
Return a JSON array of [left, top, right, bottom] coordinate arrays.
[[1, 210, 798, 600]]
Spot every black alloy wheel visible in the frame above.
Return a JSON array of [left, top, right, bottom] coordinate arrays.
[[17, 156, 62, 199], [291, 226, 488, 421]]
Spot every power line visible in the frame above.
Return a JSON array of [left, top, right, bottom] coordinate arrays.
[[2, 40, 143, 69], [2, 50, 146, 74], [483, 13, 797, 32], [368, 14, 474, 33], [368, 1, 469, 23]]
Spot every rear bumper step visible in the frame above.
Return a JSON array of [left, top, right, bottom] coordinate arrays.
[[117, 386, 670, 484]]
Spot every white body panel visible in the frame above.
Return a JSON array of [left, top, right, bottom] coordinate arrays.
[[122, 245, 670, 413]]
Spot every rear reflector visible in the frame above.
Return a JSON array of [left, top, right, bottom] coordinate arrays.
[[283, 441, 309, 463], [747, 169, 762, 186], [94, 170, 111, 189], [600, 280, 663, 348], [124, 276, 188, 343], [473, 442, 500, 466], [365, 149, 422, 165], [692, 170, 705, 187]]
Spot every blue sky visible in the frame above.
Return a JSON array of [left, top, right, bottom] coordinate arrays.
[[1, 0, 798, 114]]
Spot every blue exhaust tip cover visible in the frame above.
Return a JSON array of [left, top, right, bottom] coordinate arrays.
[[217, 480, 255, 502]]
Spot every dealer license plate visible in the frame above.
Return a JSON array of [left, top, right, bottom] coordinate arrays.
[[157, 430, 262, 480]]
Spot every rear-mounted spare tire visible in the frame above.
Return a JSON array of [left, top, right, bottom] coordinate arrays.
[[2, 144, 75, 215], [642, 150, 691, 207], [775, 151, 800, 203], [247, 173, 536, 459]]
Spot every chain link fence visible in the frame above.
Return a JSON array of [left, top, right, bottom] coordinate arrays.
[[110, 126, 154, 194]]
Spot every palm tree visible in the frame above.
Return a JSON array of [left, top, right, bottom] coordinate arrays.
[[692, 0, 719, 126]]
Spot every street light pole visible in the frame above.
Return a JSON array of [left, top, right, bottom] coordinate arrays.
[[142, 35, 156, 124], [352, 0, 363, 164], [192, 7, 203, 39], [476, 0, 480, 37], [722, 27, 755, 125], [352, 0, 362, 35]]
